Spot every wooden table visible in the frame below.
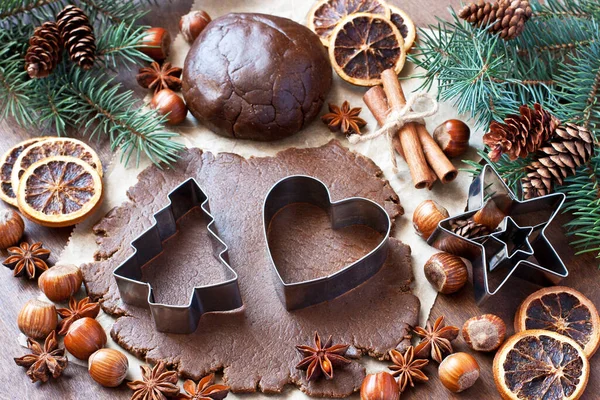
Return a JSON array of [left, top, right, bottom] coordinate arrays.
[[2, 1, 598, 399]]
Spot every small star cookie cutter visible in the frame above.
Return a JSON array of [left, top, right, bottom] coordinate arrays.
[[263, 175, 391, 310], [428, 164, 568, 304], [113, 178, 242, 334]]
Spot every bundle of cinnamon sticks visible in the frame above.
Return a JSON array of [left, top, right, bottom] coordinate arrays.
[[363, 69, 457, 189]]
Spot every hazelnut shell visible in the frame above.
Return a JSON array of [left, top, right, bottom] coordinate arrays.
[[438, 352, 480, 393], [140, 27, 171, 62], [424, 252, 468, 294], [64, 317, 107, 360], [179, 10, 211, 43], [151, 89, 188, 125], [88, 348, 129, 387], [433, 119, 470, 158], [38, 264, 83, 302], [413, 200, 449, 240], [0, 209, 24, 249], [360, 371, 400, 400], [17, 299, 58, 339], [462, 314, 506, 352]]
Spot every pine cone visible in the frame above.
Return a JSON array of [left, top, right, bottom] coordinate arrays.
[[57, 5, 96, 70], [459, 0, 533, 40], [483, 103, 560, 162], [450, 219, 491, 239], [521, 123, 595, 199], [24, 22, 62, 78]]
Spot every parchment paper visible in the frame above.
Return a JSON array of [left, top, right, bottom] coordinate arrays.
[[54, 0, 484, 397]]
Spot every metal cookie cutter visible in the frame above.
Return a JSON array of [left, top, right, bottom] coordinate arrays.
[[263, 175, 391, 310], [428, 164, 568, 304], [113, 178, 242, 334]]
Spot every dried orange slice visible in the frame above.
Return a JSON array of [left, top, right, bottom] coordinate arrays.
[[17, 156, 103, 228], [306, 0, 390, 47], [493, 330, 589, 400], [515, 286, 600, 358], [329, 13, 406, 87], [389, 5, 416, 51], [11, 137, 102, 196], [0, 138, 47, 207]]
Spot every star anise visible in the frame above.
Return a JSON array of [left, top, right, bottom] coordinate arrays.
[[57, 296, 101, 335], [295, 332, 351, 381], [414, 316, 459, 363], [128, 360, 180, 400], [3, 241, 50, 279], [14, 331, 68, 383], [177, 374, 229, 400], [321, 101, 367, 135], [136, 62, 183, 93], [388, 346, 429, 393]]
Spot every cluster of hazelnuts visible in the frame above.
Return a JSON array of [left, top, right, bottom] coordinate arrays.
[[136, 10, 212, 126], [16, 262, 128, 388]]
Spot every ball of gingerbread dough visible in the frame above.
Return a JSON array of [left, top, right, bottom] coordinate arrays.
[[182, 13, 332, 141]]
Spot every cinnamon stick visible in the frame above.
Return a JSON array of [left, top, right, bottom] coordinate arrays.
[[363, 86, 437, 183], [416, 125, 458, 183], [380, 70, 436, 189]]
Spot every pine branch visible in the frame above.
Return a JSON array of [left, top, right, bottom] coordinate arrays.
[[96, 22, 152, 70], [0, 25, 34, 127], [56, 67, 183, 166], [531, 0, 600, 20], [0, 0, 59, 19]]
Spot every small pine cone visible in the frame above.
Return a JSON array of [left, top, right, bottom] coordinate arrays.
[[57, 5, 96, 70], [521, 123, 594, 199], [459, 0, 533, 40], [483, 103, 560, 162], [24, 22, 62, 78], [450, 219, 492, 239]]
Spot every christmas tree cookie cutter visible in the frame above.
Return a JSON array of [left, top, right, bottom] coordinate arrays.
[[263, 175, 391, 311], [428, 164, 568, 304], [113, 178, 242, 334]]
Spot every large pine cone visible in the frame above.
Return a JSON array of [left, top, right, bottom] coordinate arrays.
[[57, 5, 96, 70], [521, 123, 595, 199], [483, 103, 560, 162], [459, 0, 533, 40], [24, 22, 62, 78]]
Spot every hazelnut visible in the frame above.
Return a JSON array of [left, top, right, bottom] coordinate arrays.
[[0, 209, 24, 249], [433, 119, 470, 158], [438, 352, 480, 393], [472, 200, 507, 231], [424, 252, 468, 294], [88, 348, 129, 387], [179, 10, 211, 43], [18, 299, 58, 339], [413, 200, 449, 240], [462, 314, 506, 352], [38, 264, 83, 302], [360, 372, 400, 400], [151, 89, 188, 125], [64, 317, 107, 360], [140, 27, 171, 61]]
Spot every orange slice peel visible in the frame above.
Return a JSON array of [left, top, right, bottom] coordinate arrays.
[[17, 155, 103, 228]]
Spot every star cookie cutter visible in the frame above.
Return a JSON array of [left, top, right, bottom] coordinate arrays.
[[428, 164, 568, 304], [113, 178, 242, 334], [263, 175, 391, 310]]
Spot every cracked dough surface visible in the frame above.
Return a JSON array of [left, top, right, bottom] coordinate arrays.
[[182, 13, 332, 141], [82, 141, 419, 397]]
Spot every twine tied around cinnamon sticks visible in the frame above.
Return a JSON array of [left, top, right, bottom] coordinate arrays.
[[348, 91, 438, 172], [354, 69, 458, 189]]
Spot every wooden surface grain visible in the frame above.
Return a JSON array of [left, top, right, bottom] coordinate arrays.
[[3, 1, 599, 399]]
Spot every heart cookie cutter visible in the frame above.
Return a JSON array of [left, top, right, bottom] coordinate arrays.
[[263, 175, 391, 310], [428, 164, 568, 304], [113, 178, 242, 334]]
